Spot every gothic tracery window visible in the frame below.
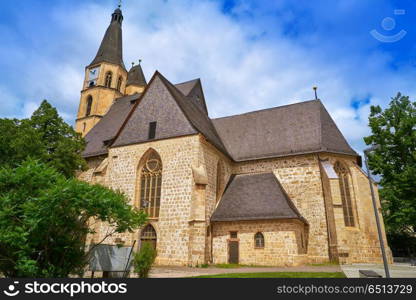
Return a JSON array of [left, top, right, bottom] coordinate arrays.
[[334, 161, 355, 227], [105, 71, 113, 88], [138, 151, 162, 218]]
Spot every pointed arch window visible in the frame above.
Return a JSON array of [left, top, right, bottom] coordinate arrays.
[[105, 71, 113, 88], [85, 96, 93, 117], [138, 151, 162, 218], [117, 76, 123, 92], [254, 232, 265, 248], [334, 161, 355, 227], [140, 224, 157, 250]]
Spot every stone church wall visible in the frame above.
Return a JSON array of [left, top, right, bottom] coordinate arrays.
[[82, 134, 202, 266], [79, 138, 391, 266], [231, 154, 330, 263], [319, 154, 393, 264]]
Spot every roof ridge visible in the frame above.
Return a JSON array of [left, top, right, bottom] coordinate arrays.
[[174, 78, 200, 86], [212, 99, 319, 120]]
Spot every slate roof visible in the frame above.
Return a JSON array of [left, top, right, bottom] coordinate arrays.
[[156, 73, 228, 154], [175, 78, 209, 115], [127, 64, 147, 87], [82, 73, 358, 162], [89, 9, 125, 69], [212, 100, 358, 162], [109, 72, 228, 154], [211, 173, 306, 222], [83, 94, 140, 157], [175, 79, 199, 95]]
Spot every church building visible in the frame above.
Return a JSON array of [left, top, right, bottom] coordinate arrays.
[[77, 7, 392, 267]]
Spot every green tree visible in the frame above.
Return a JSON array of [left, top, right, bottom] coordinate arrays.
[[0, 100, 86, 177], [0, 160, 147, 277], [364, 93, 416, 235]]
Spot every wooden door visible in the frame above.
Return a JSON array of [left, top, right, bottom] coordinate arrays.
[[228, 241, 239, 264]]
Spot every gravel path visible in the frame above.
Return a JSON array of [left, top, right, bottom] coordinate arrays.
[[341, 263, 416, 278], [149, 265, 342, 278]]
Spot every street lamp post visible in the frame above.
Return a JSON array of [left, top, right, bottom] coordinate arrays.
[[363, 145, 391, 278]]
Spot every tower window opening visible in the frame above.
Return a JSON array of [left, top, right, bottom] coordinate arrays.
[[105, 72, 113, 88], [117, 76, 123, 92], [85, 96, 93, 117]]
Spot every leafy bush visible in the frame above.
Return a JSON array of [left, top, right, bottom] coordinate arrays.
[[0, 160, 147, 277], [133, 242, 157, 278]]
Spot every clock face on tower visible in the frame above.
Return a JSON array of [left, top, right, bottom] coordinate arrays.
[[88, 66, 100, 87]]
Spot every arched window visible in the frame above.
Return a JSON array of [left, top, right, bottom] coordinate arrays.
[[216, 160, 224, 202], [334, 161, 355, 227], [117, 76, 123, 92], [85, 96, 93, 117], [105, 71, 113, 88], [140, 224, 157, 250], [254, 232, 265, 248], [138, 151, 162, 218]]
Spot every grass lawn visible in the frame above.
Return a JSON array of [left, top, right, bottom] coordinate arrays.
[[193, 272, 346, 278], [213, 263, 273, 268]]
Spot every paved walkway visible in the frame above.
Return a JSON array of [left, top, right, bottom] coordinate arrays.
[[149, 265, 342, 278], [341, 263, 416, 278]]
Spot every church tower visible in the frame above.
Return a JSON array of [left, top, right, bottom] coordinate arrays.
[[75, 7, 128, 136], [125, 62, 147, 95]]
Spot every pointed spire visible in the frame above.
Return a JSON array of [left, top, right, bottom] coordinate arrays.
[[127, 60, 147, 87], [89, 8, 125, 69]]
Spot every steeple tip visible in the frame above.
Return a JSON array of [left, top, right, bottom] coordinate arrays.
[[88, 7, 125, 69], [111, 2, 123, 24]]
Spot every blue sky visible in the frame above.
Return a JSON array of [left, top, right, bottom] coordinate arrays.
[[1, 0, 416, 155]]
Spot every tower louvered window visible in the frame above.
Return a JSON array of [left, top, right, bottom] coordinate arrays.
[[334, 161, 355, 227], [139, 151, 162, 218]]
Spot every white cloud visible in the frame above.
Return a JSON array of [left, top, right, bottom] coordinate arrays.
[[2, 0, 416, 154]]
